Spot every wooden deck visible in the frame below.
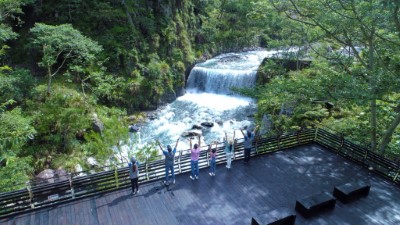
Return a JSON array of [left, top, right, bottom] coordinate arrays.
[[2, 144, 400, 225]]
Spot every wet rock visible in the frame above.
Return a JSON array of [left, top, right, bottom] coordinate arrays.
[[92, 113, 104, 133], [129, 124, 140, 132], [127, 115, 137, 122], [75, 129, 85, 141], [181, 129, 203, 137], [87, 157, 98, 167], [147, 114, 157, 120], [192, 124, 202, 130], [201, 122, 214, 127]]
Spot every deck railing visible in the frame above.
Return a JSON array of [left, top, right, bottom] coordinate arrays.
[[0, 128, 399, 218]]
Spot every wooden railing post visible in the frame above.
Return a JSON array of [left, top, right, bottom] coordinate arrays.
[[68, 173, 75, 199], [314, 128, 319, 142], [114, 165, 119, 188], [206, 151, 210, 166], [178, 150, 182, 173], [255, 136, 259, 154], [297, 131, 300, 144], [232, 140, 236, 160], [145, 156, 149, 181], [340, 133, 344, 147], [363, 149, 368, 160], [26, 181, 34, 209], [393, 169, 400, 182], [278, 135, 281, 150], [337, 133, 344, 154]]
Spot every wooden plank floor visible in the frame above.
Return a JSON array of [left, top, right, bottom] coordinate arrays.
[[2, 144, 400, 225]]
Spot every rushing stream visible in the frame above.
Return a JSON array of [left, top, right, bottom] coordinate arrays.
[[133, 50, 279, 151]]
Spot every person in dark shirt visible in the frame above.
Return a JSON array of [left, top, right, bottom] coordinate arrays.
[[240, 125, 259, 163], [128, 157, 139, 195]]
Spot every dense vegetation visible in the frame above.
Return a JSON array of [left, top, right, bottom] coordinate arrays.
[[1, 0, 399, 191]]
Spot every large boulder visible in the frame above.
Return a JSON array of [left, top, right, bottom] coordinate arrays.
[[36, 169, 55, 184], [201, 122, 214, 127], [92, 113, 104, 133], [181, 129, 202, 137], [147, 113, 157, 120], [54, 169, 68, 182], [216, 120, 223, 126], [129, 124, 140, 133], [35, 168, 69, 185], [192, 124, 202, 130]]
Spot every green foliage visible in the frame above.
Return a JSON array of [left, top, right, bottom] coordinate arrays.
[[0, 156, 33, 192], [257, 60, 287, 84], [88, 70, 128, 105], [263, 0, 400, 153], [82, 107, 158, 167], [0, 107, 35, 191], [30, 23, 102, 94], [25, 85, 93, 170], [0, 108, 36, 159], [0, 0, 32, 41], [0, 69, 35, 106]]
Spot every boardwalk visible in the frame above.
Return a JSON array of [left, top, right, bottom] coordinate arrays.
[[1, 144, 400, 225]]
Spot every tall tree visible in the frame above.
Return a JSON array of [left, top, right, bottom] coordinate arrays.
[[269, 0, 400, 153], [30, 23, 102, 96]]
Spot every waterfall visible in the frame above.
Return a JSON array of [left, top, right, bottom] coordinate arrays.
[[186, 67, 257, 94], [186, 50, 276, 94], [134, 50, 277, 151]]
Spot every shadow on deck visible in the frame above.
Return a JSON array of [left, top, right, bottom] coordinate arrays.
[[2, 144, 400, 225]]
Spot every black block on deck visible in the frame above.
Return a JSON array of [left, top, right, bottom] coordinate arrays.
[[295, 191, 336, 218], [251, 208, 296, 225], [333, 182, 370, 204]]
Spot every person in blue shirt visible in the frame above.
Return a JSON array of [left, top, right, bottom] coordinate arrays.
[[240, 125, 259, 163], [157, 138, 180, 185]]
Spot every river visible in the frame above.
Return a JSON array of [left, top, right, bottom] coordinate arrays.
[[125, 50, 283, 153]]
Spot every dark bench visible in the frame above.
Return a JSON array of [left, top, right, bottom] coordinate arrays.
[[251, 208, 296, 225], [295, 191, 336, 218], [333, 182, 370, 203]]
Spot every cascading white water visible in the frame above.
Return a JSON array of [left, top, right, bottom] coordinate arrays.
[[186, 51, 276, 94], [129, 50, 279, 152], [186, 67, 257, 94]]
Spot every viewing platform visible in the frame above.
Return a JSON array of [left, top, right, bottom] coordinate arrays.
[[1, 143, 400, 224], [1, 129, 400, 224]]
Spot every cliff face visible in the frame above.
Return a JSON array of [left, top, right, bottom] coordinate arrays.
[[14, 0, 207, 111]]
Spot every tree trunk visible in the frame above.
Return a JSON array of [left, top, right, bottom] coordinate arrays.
[[370, 98, 377, 151], [121, 0, 135, 29], [379, 111, 400, 154], [368, 36, 377, 151], [47, 65, 52, 96]]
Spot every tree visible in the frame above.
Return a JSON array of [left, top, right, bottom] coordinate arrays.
[[269, 0, 400, 154], [26, 85, 93, 170], [30, 23, 102, 95]]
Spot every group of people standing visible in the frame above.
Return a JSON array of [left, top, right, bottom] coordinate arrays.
[[128, 126, 259, 194]]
